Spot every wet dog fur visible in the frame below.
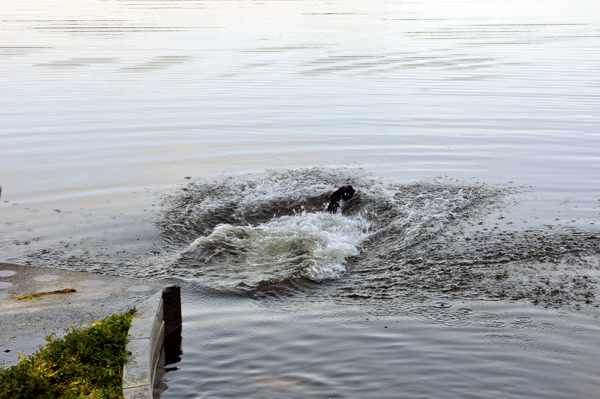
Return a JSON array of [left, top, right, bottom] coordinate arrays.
[[327, 185, 355, 213]]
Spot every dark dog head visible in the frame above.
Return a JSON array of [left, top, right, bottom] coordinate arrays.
[[327, 185, 355, 213], [339, 185, 355, 201]]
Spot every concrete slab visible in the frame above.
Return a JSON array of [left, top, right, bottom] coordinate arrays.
[[123, 385, 154, 399], [0, 262, 165, 367], [123, 290, 170, 398], [123, 338, 152, 389]]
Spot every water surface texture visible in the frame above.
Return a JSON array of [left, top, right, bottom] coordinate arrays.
[[2, 0, 600, 398]]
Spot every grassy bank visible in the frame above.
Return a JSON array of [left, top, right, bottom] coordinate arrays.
[[0, 310, 135, 399]]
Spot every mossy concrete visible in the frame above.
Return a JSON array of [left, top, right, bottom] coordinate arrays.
[[0, 263, 165, 367]]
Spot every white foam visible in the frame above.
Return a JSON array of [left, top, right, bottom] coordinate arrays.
[[187, 211, 370, 283], [170, 172, 483, 289]]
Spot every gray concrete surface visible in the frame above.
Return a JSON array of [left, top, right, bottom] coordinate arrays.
[[123, 291, 165, 399], [0, 262, 166, 367]]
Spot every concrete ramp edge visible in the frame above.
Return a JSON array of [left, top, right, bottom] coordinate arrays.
[[122, 286, 181, 399]]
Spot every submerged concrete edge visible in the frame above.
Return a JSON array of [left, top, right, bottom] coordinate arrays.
[[123, 286, 181, 399]]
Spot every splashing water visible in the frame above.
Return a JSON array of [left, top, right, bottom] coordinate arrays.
[[15, 168, 600, 308], [160, 169, 491, 294], [186, 211, 369, 285]]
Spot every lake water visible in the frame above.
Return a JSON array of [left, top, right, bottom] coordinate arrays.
[[2, 0, 600, 397]]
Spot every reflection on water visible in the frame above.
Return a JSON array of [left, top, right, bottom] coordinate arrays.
[[158, 289, 600, 399], [2, 0, 599, 209], [2, 0, 600, 398], [8, 168, 600, 398]]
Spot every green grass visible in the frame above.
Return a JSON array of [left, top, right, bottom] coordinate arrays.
[[0, 310, 135, 399]]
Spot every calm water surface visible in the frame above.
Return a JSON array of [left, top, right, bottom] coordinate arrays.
[[2, 0, 600, 397]]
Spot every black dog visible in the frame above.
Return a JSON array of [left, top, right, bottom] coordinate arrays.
[[327, 185, 355, 213]]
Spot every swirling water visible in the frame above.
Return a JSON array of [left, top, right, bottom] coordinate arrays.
[[2, 0, 600, 397]]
